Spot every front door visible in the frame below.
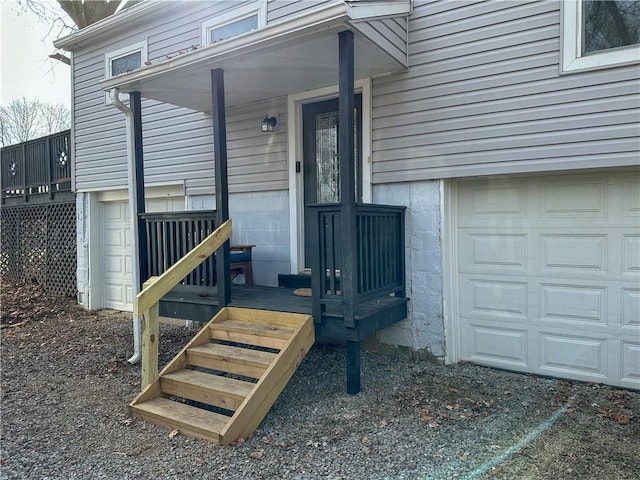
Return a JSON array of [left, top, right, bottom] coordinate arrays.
[[302, 95, 362, 269]]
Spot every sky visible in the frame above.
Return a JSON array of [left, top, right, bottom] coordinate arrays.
[[1, 1, 72, 107]]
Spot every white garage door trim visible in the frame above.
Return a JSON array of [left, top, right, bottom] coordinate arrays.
[[445, 169, 640, 390]]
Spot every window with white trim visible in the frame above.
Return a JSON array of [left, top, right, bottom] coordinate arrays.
[[201, 1, 267, 45], [105, 41, 147, 77], [104, 41, 147, 104], [562, 0, 640, 73]]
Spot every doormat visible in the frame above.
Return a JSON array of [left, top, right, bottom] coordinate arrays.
[[292, 288, 312, 297]]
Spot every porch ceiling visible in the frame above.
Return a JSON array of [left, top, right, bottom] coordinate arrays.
[[101, 7, 406, 111]]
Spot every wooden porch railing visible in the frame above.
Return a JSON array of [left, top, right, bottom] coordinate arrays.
[[309, 204, 406, 326], [134, 219, 232, 388], [140, 210, 217, 286], [1, 130, 71, 200]]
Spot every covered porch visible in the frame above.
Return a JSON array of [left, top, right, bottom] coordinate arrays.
[[102, 1, 411, 394]]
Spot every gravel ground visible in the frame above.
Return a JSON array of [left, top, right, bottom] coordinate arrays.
[[1, 279, 639, 479]]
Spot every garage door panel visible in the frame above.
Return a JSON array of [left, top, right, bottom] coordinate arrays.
[[460, 276, 529, 320], [621, 176, 640, 216], [466, 323, 528, 367], [455, 170, 639, 389], [460, 233, 528, 272], [539, 234, 607, 274], [103, 228, 124, 248], [538, 332, 607, 378], [538, 177, 608, 218], [621, 342, 640, 385], [622, 234, 640, 275], [622, 288, 640, 328], [460, 182, 528, 218], [104, 283, 126, 305], [104, 255, 124, 274], [540, 283, 607, 326]]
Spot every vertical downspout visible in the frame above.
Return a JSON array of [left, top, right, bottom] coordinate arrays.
[[110, 88, 142, 365]]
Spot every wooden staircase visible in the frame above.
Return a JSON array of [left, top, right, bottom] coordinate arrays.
[[130, 306, 314, 445]]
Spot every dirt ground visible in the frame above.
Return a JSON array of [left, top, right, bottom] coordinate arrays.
[[1, 278, 639, 479]]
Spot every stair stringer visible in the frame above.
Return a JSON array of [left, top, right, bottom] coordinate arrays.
[[129, 307, 314, 445], [220, 309, 314, 444]]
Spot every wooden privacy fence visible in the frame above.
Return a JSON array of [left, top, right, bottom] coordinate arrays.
[[1, 130, 72, 201], [0, 202, 77, 296]]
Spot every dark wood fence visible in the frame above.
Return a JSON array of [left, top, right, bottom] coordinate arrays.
[[1, 130, 71, 202], [141, 210, 217, 286], [309, 203, 406, 324]]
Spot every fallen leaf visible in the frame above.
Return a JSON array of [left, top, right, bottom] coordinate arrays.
[[250, 449, 264, 459], [169, 429, 179, 439], [379, 419, 388, 427], [361, 435, 370, 445], [235, 437, 246, 445], [196, 458, 206, 466], [614, 413, 631, 425], [420, 415, 434, 422]]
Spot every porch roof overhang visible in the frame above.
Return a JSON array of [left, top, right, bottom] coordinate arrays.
[[100, 2, 410, 112]]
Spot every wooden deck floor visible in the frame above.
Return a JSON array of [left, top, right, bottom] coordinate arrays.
[[160, 283, 408, 342], [161, 284, 312, 321]]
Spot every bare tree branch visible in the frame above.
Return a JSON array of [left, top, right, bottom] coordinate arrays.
[[0, 97, 70, 147]]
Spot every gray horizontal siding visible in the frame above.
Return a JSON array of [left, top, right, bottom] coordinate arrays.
[[370, 0, 640, 183], [351, 16, 408, 67], [267, 0, 333, 23], [72, 1, 300, 195]]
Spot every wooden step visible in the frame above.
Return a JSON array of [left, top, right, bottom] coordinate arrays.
[[209, 318, 294, 349], [130, 397, 229, 444], [187, 343, 277, 379], [161, 369, 254, 411]]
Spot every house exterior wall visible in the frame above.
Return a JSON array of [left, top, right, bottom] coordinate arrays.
[[69, 1, 638, 364], [370, 0, 640, 183], [72, 1, 322, 195]]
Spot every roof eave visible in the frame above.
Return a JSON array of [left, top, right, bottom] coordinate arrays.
[[101, 3, 352, 93]]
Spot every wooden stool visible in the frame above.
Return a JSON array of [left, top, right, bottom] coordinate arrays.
[[230, 244, 255, 287]]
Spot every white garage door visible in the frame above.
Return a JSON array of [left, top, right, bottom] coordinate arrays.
[[102, 197, 184, 311], [455, 170, 639, 389]]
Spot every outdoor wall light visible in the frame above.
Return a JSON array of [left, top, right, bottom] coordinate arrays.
[[261, 115, 277, 133]]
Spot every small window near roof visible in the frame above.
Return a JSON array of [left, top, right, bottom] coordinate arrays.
[[202, 2, 266, 45], [111, 51, 142, 76], [562, 0, 640, 73], [104, 41, 147, 104], [210, 14, 259, 43]]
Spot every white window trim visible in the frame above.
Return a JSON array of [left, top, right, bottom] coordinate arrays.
[[561, 0, 640, 74], [201, 1, 267, 46], [104, 40, 148, 104]]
